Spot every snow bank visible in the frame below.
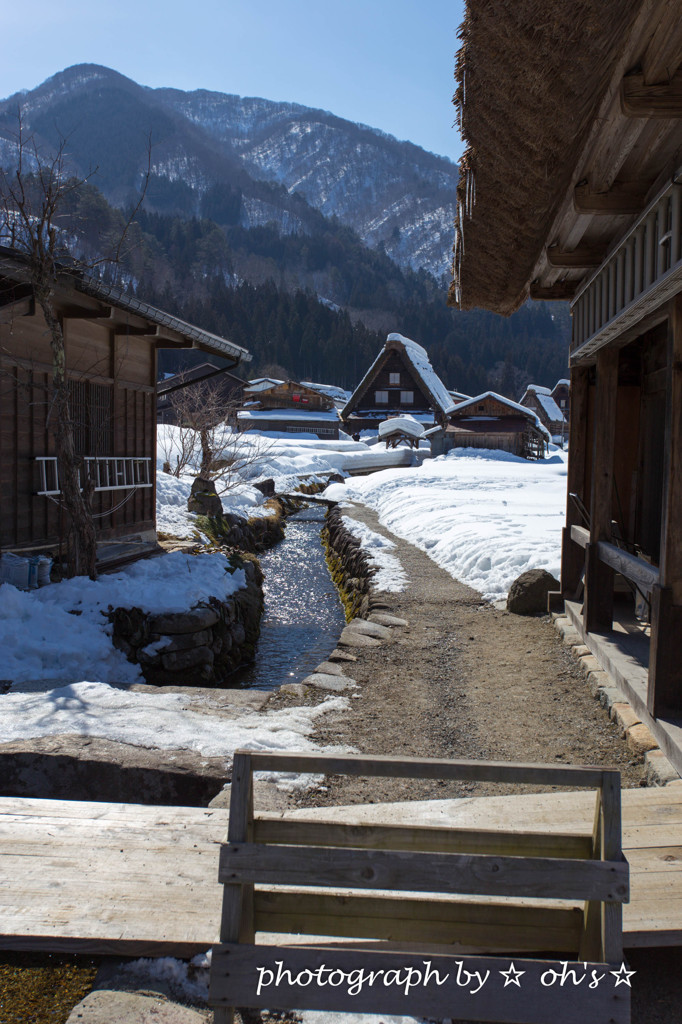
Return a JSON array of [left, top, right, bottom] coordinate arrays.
[[0, 551, 245, 687], [341, 517, 407, 592], [326, 448, 567, 601]]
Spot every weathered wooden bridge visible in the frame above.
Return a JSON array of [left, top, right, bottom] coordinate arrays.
[[1, 781, 681, 956]]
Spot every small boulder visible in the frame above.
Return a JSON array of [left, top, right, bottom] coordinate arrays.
[[506, 569, 560, 615], [254, 478, 276, 496], [187, 476, 223, 516]]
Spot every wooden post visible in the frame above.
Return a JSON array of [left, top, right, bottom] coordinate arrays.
[[561, 367, 590, 596], [214, 752, 255, 1024], [649, 292, 682, 716], [599, 770, 624, 963], [584, 348, 619, 633]]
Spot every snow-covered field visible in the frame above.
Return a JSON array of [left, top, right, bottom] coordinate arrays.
[[326, 447, 567, 602]]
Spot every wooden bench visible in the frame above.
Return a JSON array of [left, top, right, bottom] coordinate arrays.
[[209, 752, 631, 1023]]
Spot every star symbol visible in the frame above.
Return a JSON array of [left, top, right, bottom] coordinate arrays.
[[610, 962, 636, 987], [499, 962, 525, 987]]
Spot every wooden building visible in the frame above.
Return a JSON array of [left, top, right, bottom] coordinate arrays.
[[341, 333, 455, 433], [238, 378, 340, 438], [519, 384, 567, 439], [157, 363, 248, 425], [451, 0, 682, 766], [0, 250, 251, 564], [428, 392, 548, 459]]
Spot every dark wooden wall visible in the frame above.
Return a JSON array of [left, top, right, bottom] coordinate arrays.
[[0, 305, 156, 552]]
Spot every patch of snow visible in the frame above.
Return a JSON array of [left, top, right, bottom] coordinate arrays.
[[341, 517, 407, 593], [0, 681, 350, 789]]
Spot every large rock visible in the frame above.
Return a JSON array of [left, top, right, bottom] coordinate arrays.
[[506, 569, 560, 615]]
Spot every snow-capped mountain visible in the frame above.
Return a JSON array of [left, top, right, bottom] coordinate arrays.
[[0, 64, 458, 278]]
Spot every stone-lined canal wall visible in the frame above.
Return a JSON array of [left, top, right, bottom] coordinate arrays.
[[110, 552, 264, 686], [322, 505, 375, 620]]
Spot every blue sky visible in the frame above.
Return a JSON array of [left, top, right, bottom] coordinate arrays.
[[2, 0, 465, 162]]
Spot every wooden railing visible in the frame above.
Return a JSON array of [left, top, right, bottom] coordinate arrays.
[[571, 178, 682, 359], [570, 524, 659, 600], [209, 751, 630, 1024]]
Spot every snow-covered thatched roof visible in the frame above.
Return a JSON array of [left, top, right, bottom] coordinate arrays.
[[342, 333, 455, 420]]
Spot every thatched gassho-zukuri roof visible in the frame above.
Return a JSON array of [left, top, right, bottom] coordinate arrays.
[[449, 0, 642, 315]]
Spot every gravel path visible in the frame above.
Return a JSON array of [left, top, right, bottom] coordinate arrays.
[[287, 501, 645, 810]]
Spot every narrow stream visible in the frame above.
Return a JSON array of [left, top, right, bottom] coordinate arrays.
[[232, 505, 346, 690]]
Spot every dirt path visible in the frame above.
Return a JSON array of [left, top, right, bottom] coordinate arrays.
[[274, 502, 679, 1024], [287, 500, 645, 810]]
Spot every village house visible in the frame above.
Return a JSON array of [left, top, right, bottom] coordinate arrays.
[[551, 378, 570, 424], [519, 383, 567, 441], [452, 0, 682, 769], [341, 332, 455, 434], [428, 392, 548, 459], [0, 249, 251, 567], [237, 378, 341, 438]]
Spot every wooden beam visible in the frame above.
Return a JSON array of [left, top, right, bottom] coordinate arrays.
[[244, 750, 609, 786], [220, 843, 630, 902], [584, 348, 619, 633], [546, 246, 605, 270], [573, 181, 646, 216], [621, 71, 682, 117], [529, 282, 576, 301]]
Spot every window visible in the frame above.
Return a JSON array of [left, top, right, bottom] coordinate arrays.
[[560, 399, 566, 408], [68, 380, 114, 456], [375, 390, 389, 404], [400, 390, 414, 404], [389, 372, 401, 385]]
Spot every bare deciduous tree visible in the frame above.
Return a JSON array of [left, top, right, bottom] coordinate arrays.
[[0, 113, 149, 577], [159, 372, 274, 492]]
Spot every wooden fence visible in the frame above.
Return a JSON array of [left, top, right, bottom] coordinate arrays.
[[209, 751, 630, 1024]]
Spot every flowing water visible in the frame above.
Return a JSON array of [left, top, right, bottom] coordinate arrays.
[[232, 505, 346, 690]]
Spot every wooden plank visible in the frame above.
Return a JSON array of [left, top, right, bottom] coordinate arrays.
[[219, 844, 629, 902], [209, 945, 630, 1022], [244, 751, 608, 787], [253, 818, 593, 860], [570, 524, 590, 549], [621, 70, 682, 117], [596, 540, 659, 595], [561, 368, 590, 595], [253, 890, 583, 952]]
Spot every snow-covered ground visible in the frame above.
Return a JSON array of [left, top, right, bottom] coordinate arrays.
[[0, 551, 246, 688], [326, 447, 567, 602]]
